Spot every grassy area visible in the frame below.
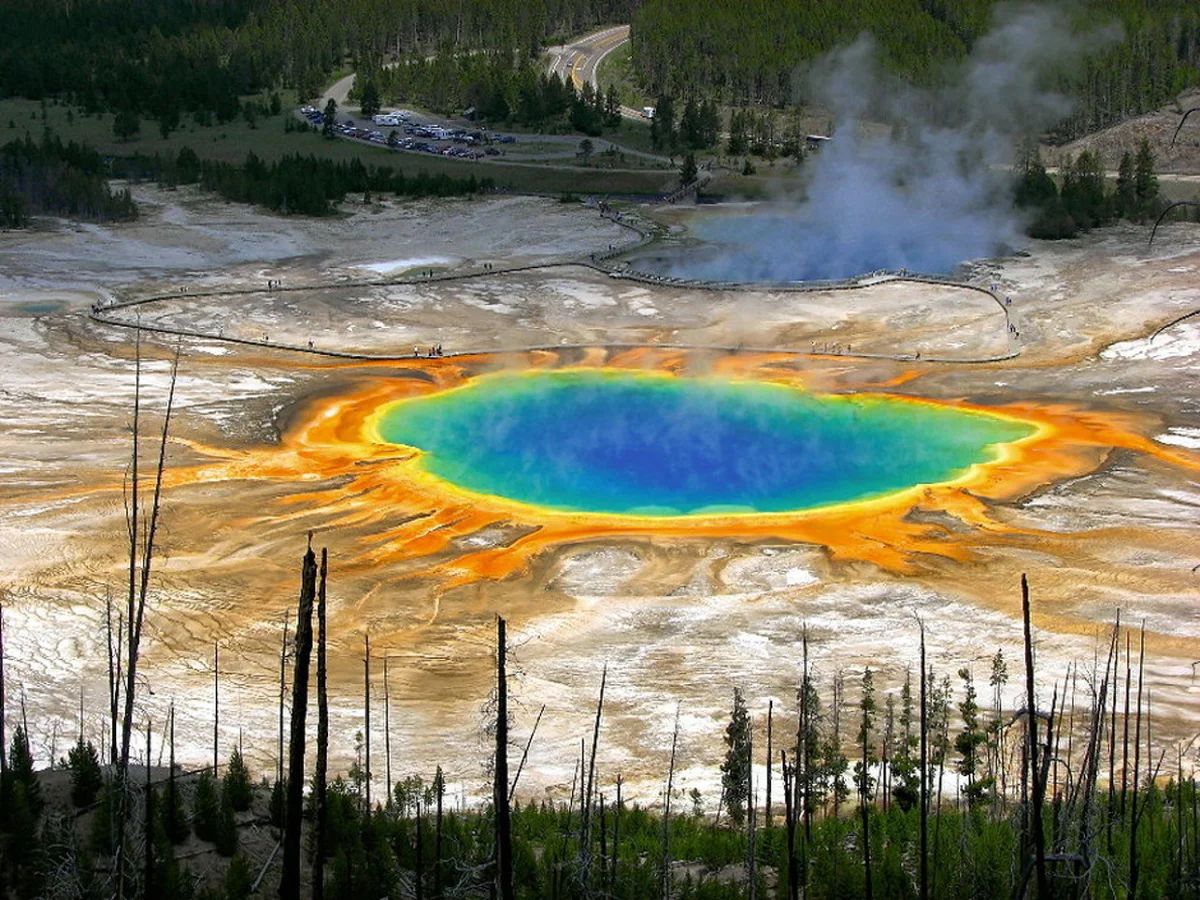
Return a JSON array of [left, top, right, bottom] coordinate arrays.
[[0, 97, 675, 196], [596, 41, 646, 112], [599, 116, 668, 159]]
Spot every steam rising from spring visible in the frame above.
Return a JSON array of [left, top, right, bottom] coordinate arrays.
[[657, 4, 1120, 283]]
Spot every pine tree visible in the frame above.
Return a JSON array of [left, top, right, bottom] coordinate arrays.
[[604, 84, 621, 127], [721, 687, 751, 826], [728, 109, 748, 155], [987, 651, 1008, 801], [1134, 136, 1160, 219], [89, 778, 117, 855], [1013, 139, 1057, 210], [855, 667, 877, 899], [679, 151, 698, 188], [890, 669, 920, 811], [7, 725, 42, 818], [67, 738, 103, 807], [113, 109, 140, 141], [651, 95, 675, 150], [214, 785, 239, 857], [269, 778, 286, 828], [955, 668, 989, 806], [359, 80, 381, 117], [322, 99, 338, 138], [1060, 150, 1108, 229], [855, 669, 877, 802], [1115, 151, 1136, 219], [193, 770, 221, 842], [223, 747, 253, 812]]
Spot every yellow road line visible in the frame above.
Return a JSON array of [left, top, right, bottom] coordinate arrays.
[[570, 30, 629, 89]]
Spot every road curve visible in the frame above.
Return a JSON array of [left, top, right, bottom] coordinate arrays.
[[545, 25, 643, 120]]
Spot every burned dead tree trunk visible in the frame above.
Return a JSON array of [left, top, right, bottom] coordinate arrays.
[[919, 617, 928, 900], [613, 775, 622, 895], [213, 641, 219, 775], [434, 766, 444, 900], [120, 344, 177, 776], [1022, 574, 1049, 900], [383, 654, 392, 802], [1129, 625, 1146, 900], [494, 615, 514, 900], [144, 720, 154, 894], [363, 631, 371, 813], [106, 591, 119, 766], [279, 542, 317, 900], [509, 704, 545, 802], [661, 705, 680, 900], [0, 597, 6, 777], [115, 340, 178, 900], [581, 663, 607, 886], [313, 550, 329, 900], [781, 750, 797, 900], [765, 699, 773, 828], [278, 611, 289, 787]]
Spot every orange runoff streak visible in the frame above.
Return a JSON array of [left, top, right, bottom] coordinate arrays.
[[39, 350, 1200, 596]]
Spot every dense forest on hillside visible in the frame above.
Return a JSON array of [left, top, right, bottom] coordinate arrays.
[[0, 0, 637, 133], [631, 0, 1200, 140]]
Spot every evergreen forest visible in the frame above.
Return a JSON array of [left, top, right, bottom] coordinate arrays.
[[632, 0, 1200, 140], [0, 134, 137, 228]]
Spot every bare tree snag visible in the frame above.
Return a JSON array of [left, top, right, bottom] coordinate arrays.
[[510, 704, 545, 802], [145, 718, 154, 893], [213, 640, 219, 775], [0, 597, 6, 777], [115, 340, 178, 900], [1129, 625, 1147, 899], [581, 663, 607, 884], [919, 617, 928, 900], [434, 766, 444, 900], [278, 610, 289, 787], [661, 705, 680, 900], [1022, 574, 1049, 899], [106, 590, 118, 766], [494, 615, 515, 900], [280, 541, 317, 900], [364, 631, 371, 813], [314, 549, 329, 900], [765, 699, 773, 827], [613, 774, 622, 895], [383, 654, 392, 801], [782, 750, 797, 900]]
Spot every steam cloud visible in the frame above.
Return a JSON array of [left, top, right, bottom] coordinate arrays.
[[658, 3, 1120, 283]]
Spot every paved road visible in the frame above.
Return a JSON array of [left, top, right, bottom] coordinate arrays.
[[545, 25, 644, 120]]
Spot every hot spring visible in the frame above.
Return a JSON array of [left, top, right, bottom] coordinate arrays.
[[626, 202, 1011, 283], [374, 370, 1034, 517]]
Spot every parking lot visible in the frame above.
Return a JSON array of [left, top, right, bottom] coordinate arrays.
[[300, 105, 517, 161]]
